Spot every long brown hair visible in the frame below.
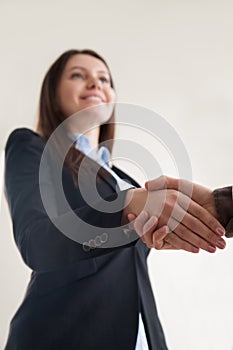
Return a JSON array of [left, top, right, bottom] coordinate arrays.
[[36, 49, 115, 186]]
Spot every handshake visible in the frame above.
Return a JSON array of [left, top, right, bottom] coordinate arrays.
[[123, 176, 231, 254]]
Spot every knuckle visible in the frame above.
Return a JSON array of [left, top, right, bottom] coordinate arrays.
[[170, 190, 178, 201], [164, 201, 173, 212], [165, 236, 174, 249], [208, 217, 217, 228], [176, 226, 185, 239], [205, 230, 214, 242], [161, 175, 168, 188]]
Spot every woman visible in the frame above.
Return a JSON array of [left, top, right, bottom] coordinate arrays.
[[4, 49, 226, 350]]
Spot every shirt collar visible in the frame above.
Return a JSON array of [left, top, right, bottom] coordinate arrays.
[[69, 133, 110, 167]]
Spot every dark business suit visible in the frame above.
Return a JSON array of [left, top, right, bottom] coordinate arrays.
[[4, 128, 168, 350], [214, 187, 233, 237]]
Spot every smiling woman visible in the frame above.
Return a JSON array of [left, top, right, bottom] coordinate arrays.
[[5, 49, 168, 350], [4, 49, 226, 350]]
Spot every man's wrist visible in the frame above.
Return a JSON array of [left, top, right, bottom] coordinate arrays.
[[213, 186, 233, 227]]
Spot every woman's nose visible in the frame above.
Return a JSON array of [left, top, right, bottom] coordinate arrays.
[[87, 76, 101, 89]]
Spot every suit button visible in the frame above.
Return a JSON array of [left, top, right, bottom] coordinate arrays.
[[88, 239, 96, 249], [100, 233, 108, 243], [82, 242, 90, 252], [94, 235, 102, 247]]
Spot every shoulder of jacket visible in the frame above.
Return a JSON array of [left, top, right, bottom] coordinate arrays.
[[5, 127, 43, 151]]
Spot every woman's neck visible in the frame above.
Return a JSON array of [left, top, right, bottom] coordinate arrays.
[[83, 127, 100, 150]]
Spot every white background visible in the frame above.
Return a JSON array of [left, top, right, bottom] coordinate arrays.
[[1, 0, 233, 349]]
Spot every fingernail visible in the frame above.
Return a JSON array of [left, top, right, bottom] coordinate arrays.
[[191, 246, 199, 253], [216, 239, 226, 249], [127, 214, 133, 222], [207, 245, 216, 253], [216, 228, 225, 236]]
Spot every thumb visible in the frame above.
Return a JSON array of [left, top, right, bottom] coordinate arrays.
[[128, 213, 137, 222]]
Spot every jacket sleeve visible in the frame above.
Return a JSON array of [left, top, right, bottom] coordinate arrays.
[[213, 186, 233, 237], [5, 128, 138, 272]]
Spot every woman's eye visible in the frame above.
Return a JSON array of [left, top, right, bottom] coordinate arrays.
[[71, 73, 83, 79], [99, 76, 110, 84]]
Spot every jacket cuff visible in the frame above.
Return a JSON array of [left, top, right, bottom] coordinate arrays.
[[213, 186, 233, 229], [226, 219, 233, 238]]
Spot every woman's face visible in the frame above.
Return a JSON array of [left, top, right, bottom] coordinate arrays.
[[56, 54, 116, 119]]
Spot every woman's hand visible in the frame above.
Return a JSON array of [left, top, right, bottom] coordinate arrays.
[[128, 211, 182, 250], [123, 187, 226, 253], [128, 211, 199, 252]]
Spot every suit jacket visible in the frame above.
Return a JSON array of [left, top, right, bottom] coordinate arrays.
[[4, 128, 168, 350], [214, 186, 233, 237]]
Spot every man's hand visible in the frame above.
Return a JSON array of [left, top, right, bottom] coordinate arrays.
[[145, 175, 218, 219]]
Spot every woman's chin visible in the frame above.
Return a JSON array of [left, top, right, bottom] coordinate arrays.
[[65, 104, 113, 132]]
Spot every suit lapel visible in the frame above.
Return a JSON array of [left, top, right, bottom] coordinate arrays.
[[84, 157, 118, 192], [64, 155, 141, 196]]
